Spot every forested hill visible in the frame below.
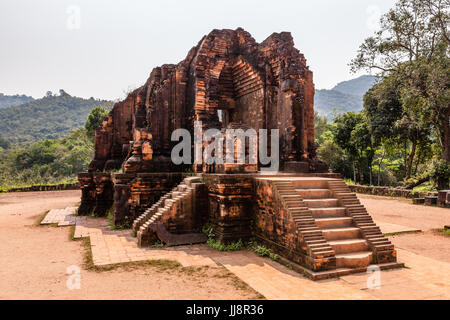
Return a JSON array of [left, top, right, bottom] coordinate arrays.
[[332, 75, 379, 96], [0, 90, 111, 144], [315, 75, 378, 120], [0, 93, 34, 109]]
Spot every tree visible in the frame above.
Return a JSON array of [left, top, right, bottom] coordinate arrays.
[[350, 0, 449, 163], [314, 112, 329, 146], [0, 134, 10, 149], [331, 112, 375, 184], [59, 89, 70, 97], [364, 73, 433, 182], [85, 106, 109, 139], [350, 118, 377, 185]]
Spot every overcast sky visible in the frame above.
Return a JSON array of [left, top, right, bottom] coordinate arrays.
[[0, 0, 396, 101]]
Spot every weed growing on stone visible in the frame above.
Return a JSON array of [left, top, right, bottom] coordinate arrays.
[[247, 240, 279, 261], [107, 210, 131, 230], [152, 240, 165, 248], [203, 223, 244, 251], [206, 238, 244, 251]]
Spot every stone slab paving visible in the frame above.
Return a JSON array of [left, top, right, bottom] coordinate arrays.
[[377, 221, 422, 234], [212, 249, 449, 300], [40, 208, 450, 299], [40, 207, 78, 226], [42, 209, 221, 267]]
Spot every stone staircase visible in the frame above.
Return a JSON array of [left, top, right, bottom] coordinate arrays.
[[327, 179, 397, 264], [133, 176, 207, 247], [271, 181, 335, 264], [298, 180, 373, 269], [270, 177, 401, 277]]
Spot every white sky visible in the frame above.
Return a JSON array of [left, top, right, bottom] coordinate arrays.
[[0, 0, 396, 101]]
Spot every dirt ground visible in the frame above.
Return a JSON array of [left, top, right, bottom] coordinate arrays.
[[0, 190, 260, 299], [0, 190, 449, 299], [358, 193, 450, 230], [358, 193, 450, 263]]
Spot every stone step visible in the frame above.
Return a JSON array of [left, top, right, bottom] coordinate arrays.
[[284, 198, 303, 203], [308, 242, 331, 249], [295, 188, 332, 199], [315, 217, 354, 229], [332, 188, 349, 191], [373, 243, 394, 251], [301, 229, 323, 236], [304, 235, 324, 241], [292, 179, 330, 189], [328, 239, 369, 254], [288, 207, 309, 211], [293, 217, 315, 223], [309, 207, 347, 218], [273, 182, 292, 186], [322, 227, 361, 241], [171, 191, 182, 199], [303, 198, 339, 208], [335, 251, 373, 268], [312, 249, 335, 258], [278, 191, 298, 195], [280, 194, 299, 198], [342, 201, 361, 205], [307, 239, 327, 244], [299, 226, 320, 231], [286, 204, 306, 210], [291, 213, 311, 219], [183, 176, 202, 186]]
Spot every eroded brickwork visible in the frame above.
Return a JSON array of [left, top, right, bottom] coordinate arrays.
[[85, 28, 325, 175], [79, 27, 327, 226], [76, 29, 402, 278]]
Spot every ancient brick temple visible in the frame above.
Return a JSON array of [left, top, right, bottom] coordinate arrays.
[[78, 28, 402, 279]]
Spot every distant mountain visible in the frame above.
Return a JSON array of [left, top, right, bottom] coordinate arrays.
[[332, 75, 379, 96], [0, 90, 110, 144], [0, 93, 34, 109], [315, 75, 378, 120]]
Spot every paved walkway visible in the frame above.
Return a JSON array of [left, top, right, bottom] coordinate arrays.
[[213, 249, 449, 299], [43, 208, 220, 267], [42, 202, 450, 300]]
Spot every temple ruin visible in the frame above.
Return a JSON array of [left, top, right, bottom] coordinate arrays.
[[78, 28, 402, 279]]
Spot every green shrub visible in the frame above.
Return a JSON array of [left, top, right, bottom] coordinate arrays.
[[247, 240, 279, 261], [431, 160, 450, 190], [206, 238, 244, 252]]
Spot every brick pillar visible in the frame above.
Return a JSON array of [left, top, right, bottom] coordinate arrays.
[[204, 174, 253, 244], [77, 173, 95, 216], [112, 173, 135, 226]]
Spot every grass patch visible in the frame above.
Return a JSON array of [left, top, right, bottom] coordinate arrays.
[[34, 210, 50, 226], [212, 269, 265, 299], [69, 225, 76, 240], [229, 275, 265, 299], [247, 240, 279, 261], [206, 238, 244, 251], [383, 230, 422, 236], [203, 224, 244, 252], [152, 240, 165, 248], [73, 236, 95, 270], [435, 228, 450, 237], [412, 180, 437, 192], [180, 266, 209, 277], [107, 210, 131, 230]]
